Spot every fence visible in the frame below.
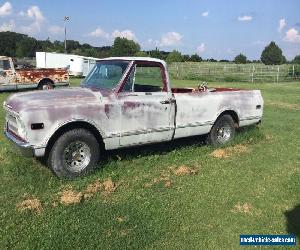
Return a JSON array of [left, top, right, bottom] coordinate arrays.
[[168, 62, 300, 83]]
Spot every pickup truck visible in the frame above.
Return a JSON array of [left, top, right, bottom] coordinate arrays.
[[3, 57, 263, 178], [0, 56, 69, 91]]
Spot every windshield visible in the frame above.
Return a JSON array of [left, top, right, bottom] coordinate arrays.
[[82, 60, 130, 89]]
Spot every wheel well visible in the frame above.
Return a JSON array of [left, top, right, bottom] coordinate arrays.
[[38, 78, 54, 87], [45, 121, 105, 158], [217, 110, 239, 127]]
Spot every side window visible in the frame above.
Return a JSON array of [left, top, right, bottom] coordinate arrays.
[[134, 64, 164, 92], [121, 63, 165, 93], [0, 60, 11, 71]]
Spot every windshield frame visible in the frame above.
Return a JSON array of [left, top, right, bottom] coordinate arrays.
[[81, 59, 133, 92]]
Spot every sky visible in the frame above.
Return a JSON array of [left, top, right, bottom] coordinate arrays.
[[0, 0, 299, 60]]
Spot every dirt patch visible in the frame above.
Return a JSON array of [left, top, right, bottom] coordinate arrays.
[[211, 149, 229, 158], [211, 144, 250, 159], [58, 179, 117, 205], [232, 202, 253, 214], [164, 180, 172, 188], [60, 190, 83, 205], [116, 217, 126, 223], [102, 178, 117, 194], [84, 179, 102, 198], [173, 165, 198, 176], [17, 198, 42, 214], [265, 134, 274, 141], [145, 165, 198, 188], [268, 101, 300, 111]]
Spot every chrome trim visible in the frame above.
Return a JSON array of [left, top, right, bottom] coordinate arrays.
[[4, 130, 32, 157], [120, 126, 172, 137], [4, 130, 46, 157], [176, 120, 214, 129], [239, 116, 261, 121]]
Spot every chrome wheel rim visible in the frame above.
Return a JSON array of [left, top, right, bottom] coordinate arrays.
[[42, 84, 51, 90], [63, 141, 91, 172], [216, 124, 232, 144]]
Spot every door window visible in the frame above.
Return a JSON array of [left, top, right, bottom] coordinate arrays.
[[0, 60, 11, 71], [122, 62, 165, 92]]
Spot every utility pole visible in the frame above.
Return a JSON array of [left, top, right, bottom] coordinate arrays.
[[64, 16, 70, 54]]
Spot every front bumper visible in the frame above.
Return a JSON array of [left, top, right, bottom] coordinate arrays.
[[4, 130, 45, 157]]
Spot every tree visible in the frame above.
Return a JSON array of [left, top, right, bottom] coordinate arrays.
[[190, 54, 202, 62], [183, 55, 190, 62], [150, 48, 163, 59], [166, 50, 183, 64], [134, 51, 149, 57], [16, 37, 37, 57], [110, 37, 140, 57], [292, 55, 300, 64], [261, 41, 285, 65], [234, 53, 247, 64]]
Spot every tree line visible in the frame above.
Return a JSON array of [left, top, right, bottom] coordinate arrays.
[[0, 31, 299, 65]]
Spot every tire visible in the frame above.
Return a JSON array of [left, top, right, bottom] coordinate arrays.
[[47, 128, 100, 178], [38, 81, 54, 90], [207, 115, 236, 147]]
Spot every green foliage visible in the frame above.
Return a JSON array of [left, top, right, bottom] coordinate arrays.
[[16, 37, 38, 58], [110, 37, 141, 57], [190, 54, 202, 62], [234, 53, 247, 64], [0, 32, 29, 57], [134, 51, 149, 57], [261, 41, 285, 65], [293, 55, 300, 64], [166, 50, 183, 64], [0, 31, 113, 58], [149, 48, 170, 60]]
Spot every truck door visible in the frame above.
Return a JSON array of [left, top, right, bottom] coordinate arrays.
[[118, 61, 175, 147], [0, 58, 16, 89]]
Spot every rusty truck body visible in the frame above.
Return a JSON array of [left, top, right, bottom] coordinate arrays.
[[3, 57, 264, 178], [0, 56, 69, 91]]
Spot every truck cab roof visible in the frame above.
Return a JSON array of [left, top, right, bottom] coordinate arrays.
[[98, 57, 167, 66]]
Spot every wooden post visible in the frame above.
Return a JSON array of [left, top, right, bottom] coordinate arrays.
[[292, 65, 295, 78]]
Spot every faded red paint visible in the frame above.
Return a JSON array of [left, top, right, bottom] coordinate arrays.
[[0, 56, 69, 88], [15, 68, 68, 84]]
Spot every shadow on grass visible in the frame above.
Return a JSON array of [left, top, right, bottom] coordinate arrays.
[[285, 204, 300, 237], [107, 134, 207, 162], [104, 124, 261, 162]]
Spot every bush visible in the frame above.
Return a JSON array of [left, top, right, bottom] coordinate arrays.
[[166, 50, 183, 64], [234, 54, 247, 64]]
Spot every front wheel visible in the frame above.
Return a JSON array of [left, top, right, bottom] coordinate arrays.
[[47, 129, 101, 178], [38, 81, 54, 90], [207, 115, 236, 147]]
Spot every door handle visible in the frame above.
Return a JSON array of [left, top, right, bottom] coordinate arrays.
[[160, 99, 175, 104]]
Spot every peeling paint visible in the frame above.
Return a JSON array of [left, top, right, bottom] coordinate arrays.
[[0, 56, 69, 90], [3, 57, 264, 158]]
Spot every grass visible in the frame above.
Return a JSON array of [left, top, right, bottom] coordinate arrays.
[[168, 62, 300, 83], [0, 79, 299, 249]]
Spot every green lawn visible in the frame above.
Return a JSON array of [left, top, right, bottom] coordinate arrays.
[[0, 79, 299, 249]]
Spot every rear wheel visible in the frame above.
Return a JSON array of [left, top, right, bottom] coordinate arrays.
[[207, 115, 236, 147], [47, 128, 100, 178], [38, 81, 54, 90]]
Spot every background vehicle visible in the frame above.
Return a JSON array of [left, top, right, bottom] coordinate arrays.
[[36, 52, 98, 77], [4, 57, 263, 178], [0, 56, 69, 91]]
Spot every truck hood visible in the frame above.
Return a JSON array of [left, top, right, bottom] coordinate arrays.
[[5, 87, 102, 113]]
